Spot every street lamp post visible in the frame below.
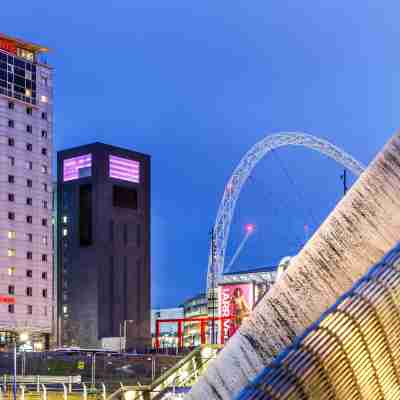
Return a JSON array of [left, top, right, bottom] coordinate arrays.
[[210, 227, 217, 345], [13, 340, 17, 400], [13, 333, 29, 400], [119, 320, 134, 352]]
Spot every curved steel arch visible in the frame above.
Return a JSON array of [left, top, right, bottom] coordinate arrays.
[[207, 132, 366, 290]]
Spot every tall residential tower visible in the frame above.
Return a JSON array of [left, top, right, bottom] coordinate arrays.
[[57, 143, 151, 350], [0, 33, 53, 349]]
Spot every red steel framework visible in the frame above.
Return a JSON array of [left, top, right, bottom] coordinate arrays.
[[155, 316, 234, 350]]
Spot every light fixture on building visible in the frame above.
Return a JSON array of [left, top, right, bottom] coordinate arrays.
[[19, 332, 29, 342]]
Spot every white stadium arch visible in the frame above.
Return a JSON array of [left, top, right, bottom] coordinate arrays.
[[207, 132, 366, 290]]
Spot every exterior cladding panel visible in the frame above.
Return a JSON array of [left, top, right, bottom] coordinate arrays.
[[0, 54, 53, 345], [57, 143, 151, 350]]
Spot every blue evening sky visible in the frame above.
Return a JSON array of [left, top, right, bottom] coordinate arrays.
[[3, 1, 398, 307]]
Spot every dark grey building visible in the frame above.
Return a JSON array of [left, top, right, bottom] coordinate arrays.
[[56, 143, 151, 350]]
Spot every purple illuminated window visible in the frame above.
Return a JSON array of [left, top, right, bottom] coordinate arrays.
[[109, 155, 140, 183], [63, 154, 92, 182]]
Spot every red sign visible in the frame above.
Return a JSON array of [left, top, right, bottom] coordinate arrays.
[[218, 283, 254, 342], [0, 39, 17, 55], [0, 296, 15, 304]]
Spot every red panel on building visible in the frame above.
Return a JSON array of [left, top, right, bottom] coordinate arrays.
[[0, 39, 17, 54], [0, 296, 16, 304]]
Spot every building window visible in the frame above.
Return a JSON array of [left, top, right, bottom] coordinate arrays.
[[26, 107, 33, 115], [8, 249, 16, 257], [26, 197, 33, 206], [26, 161, 33, 170], [26, 143, 33, 151], [8, 138, 15, 146], [8, 193, 15, 202], [44, 306, 47, 316], [40, 95, 48, 103], [26, 215, 33, 224], [8, 267, 15, 276], [41, 165, 48, 174], [41, 148, 47, 156], [79, 184, 92, 246], [42, 289, 48, 298], [8, 175, 14, 184], [26, 125, 32, 133], [62, 228, 68, 237], [7, 231, 16, 239], [41, 112, 47, 120], [42, 183, 48, 192], [42, 200, 48, 209], [109, 220, 114, 241], [26, 287, 33, 297], [42, 218, 47, 227], [26, 233, 33, 242], [8, 101, 14, 110], [122, 224, 128, 245], [137, 224, 141, 248], [8, 120, 14, 128], [8, 156, 15, 167], [25, 89, 32, 97], [42, 235, 48, 245], [26, 251, 33, 260], [41, 130, 47, 138], [42, 272, 47, 280], [8, 212, 15, 220], [41, 254, 47, 262], [27, 305, 33, 315], [27, 179, 33, 187], [62, 216, 68, 224], [113, 186, 138, 209], [8, 285, 15, 295], [8, 304, 14, 314], [26, 270, 33, 278]]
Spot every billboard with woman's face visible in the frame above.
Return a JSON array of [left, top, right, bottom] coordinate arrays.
[[218, 283, 254, 342]]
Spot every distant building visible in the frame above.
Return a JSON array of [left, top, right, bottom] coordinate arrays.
[[183, 293, 208, 346], [151, 307, 184, 348], [0, 33, 53, 350], [216, 266, 277, 343], [277, 256, 294, 279], [219, 265, 277, 306], [56, 142, 151, 350]]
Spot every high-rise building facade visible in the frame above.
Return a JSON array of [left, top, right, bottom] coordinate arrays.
[[57, 143, 151, 350], [0, 33, 53, 350]]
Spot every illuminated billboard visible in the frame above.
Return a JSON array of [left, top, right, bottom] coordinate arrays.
[[109, 155, 140, 183], [63, 154, 92, 182], [218, 283, 254, 342]]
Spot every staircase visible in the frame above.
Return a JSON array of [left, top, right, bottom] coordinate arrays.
[[106, 345, 221, 400]]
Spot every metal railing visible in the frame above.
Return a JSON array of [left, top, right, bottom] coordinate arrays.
[[107, 345, 221, 400], [0, 381, 108, 400], [0, 353, 183, 391]]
